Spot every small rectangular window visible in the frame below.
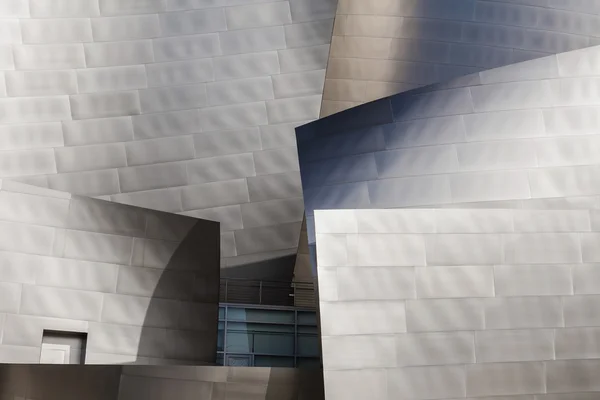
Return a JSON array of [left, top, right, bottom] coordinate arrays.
[[40, 330, 87, 364]]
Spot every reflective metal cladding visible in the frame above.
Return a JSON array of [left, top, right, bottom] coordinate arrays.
[[0, 180, 220, 364], [3, 0, 600, 278], [0, 0, 337, 273], [298, 45, 600, 247], [299, 2, 600, 399]]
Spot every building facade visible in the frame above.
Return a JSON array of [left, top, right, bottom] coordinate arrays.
[[316, 208, 600, 400], [0, 0, 337, 281], [298, 44, 600, 267], [0, 179, 220, 364], [0, 364, 325, 400], [295, 0, 600, 279], [322, 0, 600, 116], [4, 0, 600, 399], [5, 0, 600, 282]]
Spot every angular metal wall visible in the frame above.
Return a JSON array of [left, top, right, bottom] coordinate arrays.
[[0, 364, 324, 400], [300, 5, 600, 398], [0, 180, 219, 364], [6, 0, 600, 281], [118, 365, 324, 400], [0, 364, 122, 400], [316, 208, 600, 400], [322, 0, 600, 116], [295, 0, 600, 280], [0, 0, 337, 276], [298, 45, 600, 250]]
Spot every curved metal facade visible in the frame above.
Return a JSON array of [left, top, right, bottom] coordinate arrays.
[[0, 0, 336, 274], [0, 180, 220, 364], [295, 0, 600, 280], [304, 6, 600, 394], [298, 44, 600, 247], [322, 0, 600, 116], [4, 0, 600, 280]]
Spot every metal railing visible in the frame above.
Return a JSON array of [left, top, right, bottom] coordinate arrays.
[[219, 278, 316, 309]]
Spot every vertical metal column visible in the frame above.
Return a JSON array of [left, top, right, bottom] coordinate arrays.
[[294, 309, 298, 367], [223, 305, 228, 365]]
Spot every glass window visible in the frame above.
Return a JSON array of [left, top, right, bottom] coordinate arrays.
[[227, 308, 295, 324], [218, 305, 319, 367], [298, 311, 317, 325], [253, 333, 294, 355], [226, 307, 248, 322], [226, 321, 250, 332], [225, 332, 252, 353], [298, 325, 318, 334], [254, 355, 294, 367], [297, 357, 321, 368], [227, 322, 294, 333], [226, 354, 252, 366], [217, 329, 224, 351], [297, 334, 320, 357]]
